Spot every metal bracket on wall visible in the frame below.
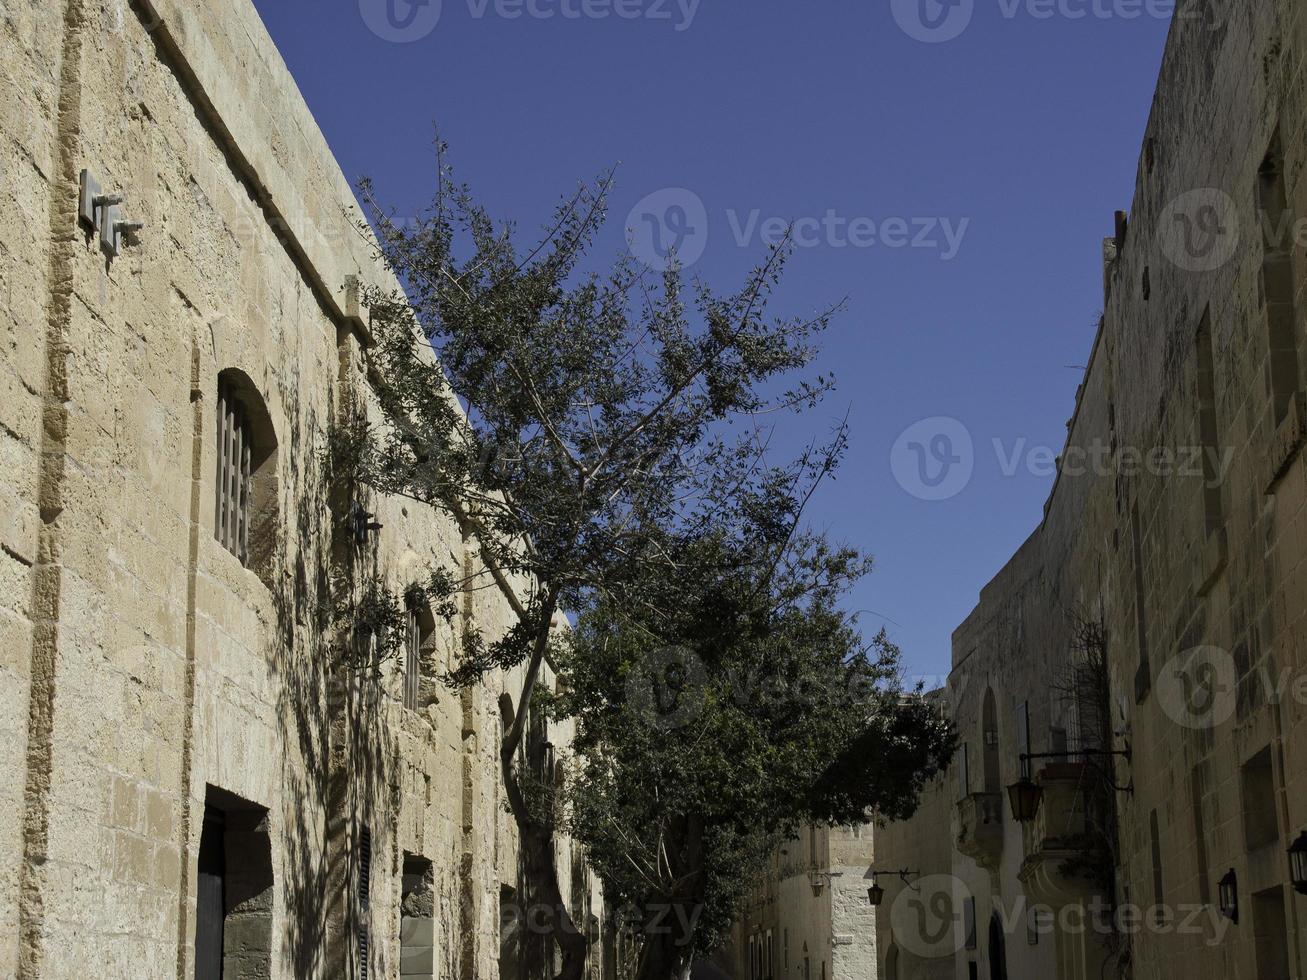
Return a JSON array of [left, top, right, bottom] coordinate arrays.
[[79, 169, 143, 258]]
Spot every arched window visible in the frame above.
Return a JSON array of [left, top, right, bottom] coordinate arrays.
[[884, 945, 899, 980], [982, 688, 1001, 793], [214, 370, 277, 579]]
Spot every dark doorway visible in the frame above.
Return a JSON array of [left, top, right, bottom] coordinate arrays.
[[195, 808, 226, 980], [192, 787, 273, 980], [987, 916, 1008, 980]]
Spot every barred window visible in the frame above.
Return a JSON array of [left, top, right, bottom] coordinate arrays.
[[402, 603, 436, 711], [215, 377, 252, 563], [213, 370, 277, 583], [359, 825, 372, 979]]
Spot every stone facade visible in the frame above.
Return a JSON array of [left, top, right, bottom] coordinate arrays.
[[872, 711, 955, 980], [873, 1, 1307, 978], [0, 1, 601, 978], [726, 825, 875, 980]]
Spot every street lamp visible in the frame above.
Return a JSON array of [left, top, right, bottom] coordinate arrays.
[[808, 870, 841, 897], [864, 869, 918, 907], [1288, 833, 1307, 896], [867, 874, 885, 908], [1007, 748, 1134, 823], [1218, 870, 1239, 924], [1007, 777, 1043, 824]]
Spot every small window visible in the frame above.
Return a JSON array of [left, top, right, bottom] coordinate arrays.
[[403, 601, 437, 711], [215, 377, 253, 563], [359, 825, 372, 979], [214, 371, 277, 579]]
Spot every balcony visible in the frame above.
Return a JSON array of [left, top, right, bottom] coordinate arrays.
[[956, 792, 1004, 871], [1017, 763, 1099, 909]]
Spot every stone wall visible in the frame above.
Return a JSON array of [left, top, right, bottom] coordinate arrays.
[[877, 1, 1307, 977], [0, 1, 599, 978], [729, 825, 874, 980], [872, 765, 953, 980]]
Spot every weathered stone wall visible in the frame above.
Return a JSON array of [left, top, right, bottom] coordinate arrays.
[[0, 1, 598, 978], [729, 825, 874, 980], [872, 767, 953, 980], [882, 1, 1307, 978]]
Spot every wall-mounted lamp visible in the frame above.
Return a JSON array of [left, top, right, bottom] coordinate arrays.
[[865, 869, 918, 907], [807, 870, 842, 898], [79, 170, 144, 258], [1288, 833, 1307, 896], [1007, 777, 1043, 824], [351, 502, 384, 545], [1007, 748, 1134, 823], [1218, 870, 1238, 924]]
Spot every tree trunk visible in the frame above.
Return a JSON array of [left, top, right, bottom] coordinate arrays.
[[497, 595, 590, 980], [636, 932, 692, 980]]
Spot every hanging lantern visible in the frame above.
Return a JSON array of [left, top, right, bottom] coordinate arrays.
[[1218, 870, 1239, 924], [1288, 833, 1307, 896], [1007, 777, 1044, 824], [867, 875, 885, 908]]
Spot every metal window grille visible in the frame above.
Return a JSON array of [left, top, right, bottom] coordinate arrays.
[[215, 379, 252, 564], [359, 827, 371, 907], [359, 826, 372, 979]]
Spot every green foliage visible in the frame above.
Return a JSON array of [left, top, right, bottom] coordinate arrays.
[[554, 532, 956, 961], [331, 570, 406, 670], [330, 568, 459, 671], [353, 141, 952, 979], [356, 147, 842, 687]]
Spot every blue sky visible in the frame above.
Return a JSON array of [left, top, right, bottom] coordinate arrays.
[[251, 0, 1172, 683]]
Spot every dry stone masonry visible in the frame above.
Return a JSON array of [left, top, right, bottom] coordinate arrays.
[[0, 1, 603, 978]]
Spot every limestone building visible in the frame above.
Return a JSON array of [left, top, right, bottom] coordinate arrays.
[[724, 825, 876, 980], [875, 1, 1307, 978], [0, 1, 602, 978]]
